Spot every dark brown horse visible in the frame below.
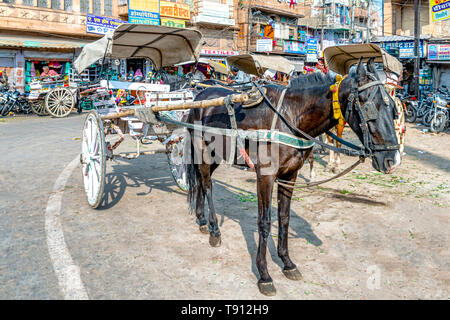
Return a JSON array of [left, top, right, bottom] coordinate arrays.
[[184, 58, 401, 296]]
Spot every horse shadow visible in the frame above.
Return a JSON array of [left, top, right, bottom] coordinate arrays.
[[95, 154, 323, 280], [212, 179, 323, 279]]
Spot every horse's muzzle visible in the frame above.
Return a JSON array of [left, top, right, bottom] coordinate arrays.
[[371, 150, 401, 174]]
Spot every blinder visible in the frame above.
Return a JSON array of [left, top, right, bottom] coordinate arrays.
[[360, 100, 378, 121]]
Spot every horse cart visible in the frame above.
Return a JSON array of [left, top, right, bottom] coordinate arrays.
[[323, 43, 406, 153], [76, 24, 243, 207], [28, 75, 77, 117], [28, 74, 114, 117]]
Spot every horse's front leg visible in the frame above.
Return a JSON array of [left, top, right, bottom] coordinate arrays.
[[277, 170, 303, 281], [255, 171, 277, 296]]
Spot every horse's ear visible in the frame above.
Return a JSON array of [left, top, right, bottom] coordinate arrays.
[[366, 57, 378, 75], [356, 57, 366, 82], [365, 57, 378, 80]]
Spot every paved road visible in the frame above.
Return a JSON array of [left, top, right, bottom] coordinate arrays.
[[1, 115, 448, 300], [0, 115, 84, 299]]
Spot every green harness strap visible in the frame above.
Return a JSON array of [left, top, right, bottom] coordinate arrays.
[[158, 115, 315, 150]]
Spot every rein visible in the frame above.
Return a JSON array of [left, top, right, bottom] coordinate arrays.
[[254, 83, 366, 158]]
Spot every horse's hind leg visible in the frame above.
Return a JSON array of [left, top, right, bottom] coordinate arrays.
[[325, 132, 336, 172], [255, 171, 277, 296], [334, 123, 345, 172], [194, 183, 208, 234], [199, 163, 221, 247], [277, 170, 302, 281]]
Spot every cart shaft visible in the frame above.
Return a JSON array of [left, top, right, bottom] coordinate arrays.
[[100, 93, 249, 120]]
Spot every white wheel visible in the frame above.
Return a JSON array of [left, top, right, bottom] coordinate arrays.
[[81, 111, 106, 208], [166, 128, 188, 192]]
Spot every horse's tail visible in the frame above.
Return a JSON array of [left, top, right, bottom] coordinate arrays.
[[185, 127, 199, 214]]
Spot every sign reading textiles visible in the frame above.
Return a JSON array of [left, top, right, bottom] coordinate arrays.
[[160, 1, 190, 20], [429, 0, 450, 22], [428, 43, 450, 60], [160, 17, 186, 28], [128, 0, 160, 25], [86, 14, 125, 35]]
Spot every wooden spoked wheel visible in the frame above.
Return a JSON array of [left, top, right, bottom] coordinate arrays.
[[165, 110, 189, 192], [45, 87, 75, 118], [30, 99, 49, 116], [81, 111, 106, 208], [394, 97, 406, 154], [166, 128, 188, 193]]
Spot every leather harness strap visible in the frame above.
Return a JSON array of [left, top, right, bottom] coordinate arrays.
[[270, 87, 288, 131]]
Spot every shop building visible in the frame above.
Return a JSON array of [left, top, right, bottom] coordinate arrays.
[[236, 0, 308, 64], [0, 0, 120, 92], [426, 41, 450, 90], [190, 0, 239, 64]]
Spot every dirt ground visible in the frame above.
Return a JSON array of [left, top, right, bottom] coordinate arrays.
[[60, 122, 449, 299]]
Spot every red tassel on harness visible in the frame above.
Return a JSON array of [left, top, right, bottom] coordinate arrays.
[[238, 148, 255, 170]]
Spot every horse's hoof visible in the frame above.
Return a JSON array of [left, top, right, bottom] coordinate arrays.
[[283, 267, 303, 281], [258, 281, 276, 296], [209, 234, 221, 247], [199, 225, 209, 234]]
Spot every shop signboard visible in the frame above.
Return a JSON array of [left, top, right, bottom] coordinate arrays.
[[306, 53, 318, 63], [160, 17, 186, 28], [377, 40, 425, 58], [160, 1, 190, 20], [192, 1, 234, 26], [128, 0, 160, 25], [284, 40, 307, 54], [427, 43, 450, 60], [306, 38, 318, 55], [429, 0, 450, 22], [256, 39, 273, 52], [201, 49, 239, 56], [86, 14, 125, 35]]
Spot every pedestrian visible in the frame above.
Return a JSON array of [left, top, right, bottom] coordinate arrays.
[[401, 67, 410, 95], [40, 66, 58, 79], [227, 66, 249, 84], [0, 68, 8, 88]]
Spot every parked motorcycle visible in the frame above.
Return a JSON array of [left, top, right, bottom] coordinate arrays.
[[429, 93, 450, 133]]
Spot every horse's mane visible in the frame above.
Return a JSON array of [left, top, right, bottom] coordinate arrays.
[[289, 72, 336, 92]]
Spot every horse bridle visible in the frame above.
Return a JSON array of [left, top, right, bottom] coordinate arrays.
[[344, 72, 400, 157]]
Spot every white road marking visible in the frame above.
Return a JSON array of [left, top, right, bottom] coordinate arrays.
[[45, 156, 89, 300]]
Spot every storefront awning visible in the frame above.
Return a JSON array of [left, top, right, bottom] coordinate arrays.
[[0, 35, 88, 50]]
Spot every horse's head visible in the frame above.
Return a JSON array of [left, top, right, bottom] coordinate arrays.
[[343, 58, 401, 174]]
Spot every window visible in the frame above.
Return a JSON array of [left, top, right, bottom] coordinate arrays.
[[38, 0, 48, 7], [93, 0, 101, 14], [2, 0, 15, 4], [64, 0, 72, 11], [104, 0, 113, 16], [80, 0, 90, 13], [22, 0, 33, 4], [51, 0, 60, 9]]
